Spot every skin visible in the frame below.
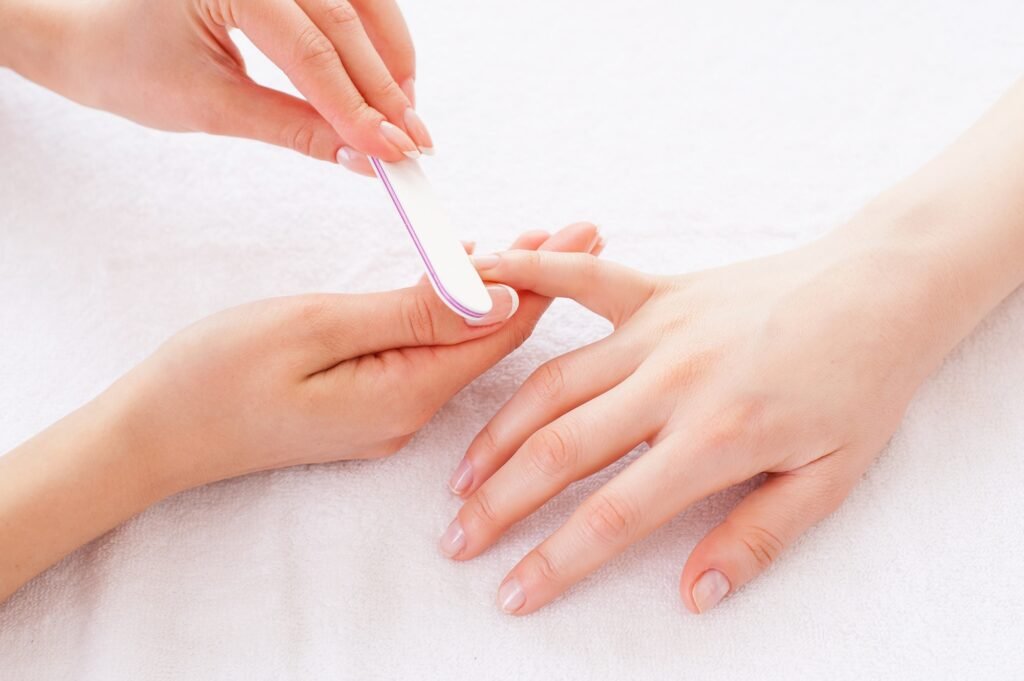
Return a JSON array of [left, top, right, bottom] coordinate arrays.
[[442, 78, 1024, 615], [0, 0, 431, 173], [0, 223, 603, 604]]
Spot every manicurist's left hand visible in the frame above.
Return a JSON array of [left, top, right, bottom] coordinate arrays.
[[0, 223, 601, 603]]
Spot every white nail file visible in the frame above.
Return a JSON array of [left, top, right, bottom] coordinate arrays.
[[370, 157, 492, 320]]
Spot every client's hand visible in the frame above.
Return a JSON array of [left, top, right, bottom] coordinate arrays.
[[444, 232, 948, 615], [442, 78, 1024, 616], [0, 223, 601, 603], [0, 0, 431, 172]]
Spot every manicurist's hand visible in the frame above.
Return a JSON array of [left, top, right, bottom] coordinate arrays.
[[442, 79, 1024, 615], [0, 223, 602, 603], [0, 0, 431, 173]]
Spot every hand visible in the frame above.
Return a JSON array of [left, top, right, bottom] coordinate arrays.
[[441, 211, 1024, 615], [0, 222, 602, 603], [139, 223, 600, 488], [0, 0, 432, 172]]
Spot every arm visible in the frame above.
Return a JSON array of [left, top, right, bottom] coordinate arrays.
[[0, 223, 601, 604], [441, 79, 1024, 615]]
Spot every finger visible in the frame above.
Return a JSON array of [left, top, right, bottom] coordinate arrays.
[[294, 0, 432, 152], [231, 0, 415, 160], [471, 250, 653, 325], [680, 457, 854, 614], [295, 283, 519, 372], [419, 223, 600, 394], [449, 332, 644, 496], [350, 0, 416, 100], [443, 376, 658, 561], [494, 433, 746, 616], [195, 78, 349, 165]]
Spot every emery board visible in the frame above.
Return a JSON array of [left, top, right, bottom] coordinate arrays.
[[370, 157, 492, 320]]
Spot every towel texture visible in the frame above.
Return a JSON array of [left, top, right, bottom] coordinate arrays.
[[2, 1, 1023, 678]]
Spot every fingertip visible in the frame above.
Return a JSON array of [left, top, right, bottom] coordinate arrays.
[[687, 568, 732, 614], [465, 285, 519, 327], [336, 146, 376, 176]]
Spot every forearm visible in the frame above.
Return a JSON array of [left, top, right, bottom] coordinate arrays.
[[0, 375, 175, 603], [834, 78, 1024, 350]]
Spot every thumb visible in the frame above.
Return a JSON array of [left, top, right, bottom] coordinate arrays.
[[309, 283, 520, 366], [680, 459, 854, 614], [197, 77, 373, 173]]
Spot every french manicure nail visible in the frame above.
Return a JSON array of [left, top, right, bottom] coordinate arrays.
[[404, 107, 435, 155], [466, 285, 519, 327], [692, 569, 731, 613], [471, 254, 500, 269], [448, 458, 474, 495], [380, 120, 420, 159], [439, 519, 466, 558], [336, 146, 375, 177], [498, 577, 526, 614], [400, 77, 416, 106]]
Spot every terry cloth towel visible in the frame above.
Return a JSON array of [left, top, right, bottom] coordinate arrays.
[[1, 1, 1023, 678]]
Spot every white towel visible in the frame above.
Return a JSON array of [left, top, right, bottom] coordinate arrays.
[[2, 1, 1023, 678]]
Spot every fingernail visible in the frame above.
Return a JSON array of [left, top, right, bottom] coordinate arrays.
[[336, 146, 374, 176], [400, 77, 416, 106], [380, 120, 420, 159], [465, 285, 519, 327], [498, 577, 526, 614], [692, 569, 731, 613], [471, 253, 500, 269], [592, 235, 607, 254], [439, 519, 466, 558], [586, 230, 602, 253], [404, 107, 435, 155], [448, 458, 474, 495]]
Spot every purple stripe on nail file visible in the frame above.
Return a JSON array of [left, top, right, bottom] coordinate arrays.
[[370, 157, 492, 319]]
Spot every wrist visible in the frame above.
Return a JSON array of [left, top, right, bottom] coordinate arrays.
[[0, 375, 175, 601], [815, 182, 1021, 374]]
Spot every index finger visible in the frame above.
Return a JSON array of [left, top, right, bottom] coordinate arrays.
[[472, 250, 654, 325], [230, 0, 411, 160]]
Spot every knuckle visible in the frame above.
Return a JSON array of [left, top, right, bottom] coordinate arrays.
[[529, 359, 566, 405], [284, 120, 319, 157], [526, 427, 578, 480], [736, 523, 786, 570], [294, 295, 332, 335], [530, 546, 563, 584], [323, 0, 360, 26], [401, 293, 437, 346], [464, 488, 499, 528], [502, 320, 534, 356], [372, 75, 405, 103], [473, 422, 501, 460], [699, 396, 765, 455], [293, 25, 337, 70], [522, 250, 543, 276], [580, 492, 637, 545]]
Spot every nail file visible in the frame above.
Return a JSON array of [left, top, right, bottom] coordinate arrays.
[[370, 157, 492, 320]]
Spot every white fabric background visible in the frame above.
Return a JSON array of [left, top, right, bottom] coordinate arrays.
[[2, 1, 1023, 678]]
